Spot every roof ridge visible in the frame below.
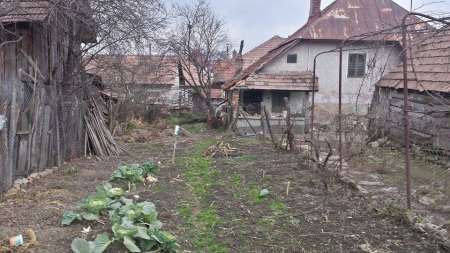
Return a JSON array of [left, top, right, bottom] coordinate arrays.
[[243, 35, 285, 56]]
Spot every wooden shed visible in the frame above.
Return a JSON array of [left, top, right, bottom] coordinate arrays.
[[0, 0, 97, 192], [369, 30, 450, 153]]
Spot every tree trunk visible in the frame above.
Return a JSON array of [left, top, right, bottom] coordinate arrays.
[[206, 103, 220, 129], [0, 101, 11, 192]]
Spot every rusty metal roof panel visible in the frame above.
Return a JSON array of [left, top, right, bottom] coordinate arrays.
[[224, 0, 418, 91], [289, 0, 420, 41]]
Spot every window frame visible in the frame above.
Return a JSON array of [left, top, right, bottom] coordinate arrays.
[[347, 53, 367, 78], [286, 54, 298, 64]]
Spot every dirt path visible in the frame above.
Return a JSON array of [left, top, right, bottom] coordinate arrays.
[[0, 130, 443, 253]]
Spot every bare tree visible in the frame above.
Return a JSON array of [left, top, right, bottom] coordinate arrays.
[[168, 0, 229, 127], [82, 0, 168, 64]]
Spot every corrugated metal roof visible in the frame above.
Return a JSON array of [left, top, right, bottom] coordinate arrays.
[[376, 29, 450, 93], [289, 0, 419, 41], [225, 0, 416, 91], [0, 1, 50, 23]]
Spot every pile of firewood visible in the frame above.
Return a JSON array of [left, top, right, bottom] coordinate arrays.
[[84, 98, 121, 157], [204, 141, 237, 158]]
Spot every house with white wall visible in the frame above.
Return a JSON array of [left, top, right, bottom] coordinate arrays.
[[226, 0, 425, 125]]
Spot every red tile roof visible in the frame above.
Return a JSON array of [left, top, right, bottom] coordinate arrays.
[[243, 35, 285, 69], [213, 59, 239, 83], [376, 29, 450, 93], [86, 55, 180, 86], [214, 36, 286, 85], [224, 39, 301, 90]]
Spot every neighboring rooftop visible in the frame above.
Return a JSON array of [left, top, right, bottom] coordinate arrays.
[[243, 35, 285, 69], [225, 0, 420, 91], [87, 55, 180, 87], [290, 0, 416, 41], [0, 0, 96, 42], [376, 29, 450, 93], [0, 1, 49, 23], [236, 71, 317, 91]]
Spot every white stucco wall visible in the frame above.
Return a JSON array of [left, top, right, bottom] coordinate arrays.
[[260, 41, 402, 113]]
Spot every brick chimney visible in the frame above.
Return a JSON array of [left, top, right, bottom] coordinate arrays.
[[309, 0, 321, 21]]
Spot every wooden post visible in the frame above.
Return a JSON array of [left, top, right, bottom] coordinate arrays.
[[260, 102, 266, 143], [263, 105, 277, 149], [0, 101, 10, 192], [284, 97, 294, 151], [172, 125, 180, 164], [241, 108, 257, 135], [4, 81, 17, 192]]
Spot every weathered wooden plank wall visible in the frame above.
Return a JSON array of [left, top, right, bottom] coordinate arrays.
[[0, 20, 87, 192], [370, 87, 450, 152]]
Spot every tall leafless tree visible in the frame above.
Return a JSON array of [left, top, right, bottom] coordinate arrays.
[[82, 0, 168, 64], [168, 0, 229, 127]]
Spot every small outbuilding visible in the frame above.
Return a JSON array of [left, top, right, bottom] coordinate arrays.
[[0, 0, 100, 192], [369, 29, 450, 153]]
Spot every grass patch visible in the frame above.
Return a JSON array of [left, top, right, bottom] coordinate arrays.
[[184, 122, 206, 134], [61, 166, 80, 176], [177, 139, 229, 253], [248, 185, 270, 204], [183, 155, 217, 199], [270, 200, 287, 216], [223, 154, 258, 166]]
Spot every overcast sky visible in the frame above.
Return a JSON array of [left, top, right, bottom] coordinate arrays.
[[174, 0, 450, 53]]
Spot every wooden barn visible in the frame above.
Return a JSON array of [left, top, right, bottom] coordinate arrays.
[[369, 29, 450, 153], [0, 0, 99, 192]]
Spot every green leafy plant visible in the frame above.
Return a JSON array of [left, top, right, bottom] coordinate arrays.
[[71, 234, 112, 253], [62, 184, 123, 225], [96, 183, 125, 199], [111, 164, 145, 183], [140, 162, 159, 174], [110, 201, 160, 227], [63, 162, 178, 253]]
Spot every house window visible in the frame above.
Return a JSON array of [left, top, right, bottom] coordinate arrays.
[[271, 91, 290, 113], [348, 53, 366, 78], [287, 54, 297, 64]]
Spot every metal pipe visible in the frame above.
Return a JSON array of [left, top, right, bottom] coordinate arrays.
[[401, 14, 412, 210], [311, 49, 338, 147], [311, 57, 317, 144], [400, 12, 450, 210], [339, 48, 343, 172]]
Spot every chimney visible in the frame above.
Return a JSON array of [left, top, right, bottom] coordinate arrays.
[[309, 0, 321, 21], [239, 40, 245, 55]]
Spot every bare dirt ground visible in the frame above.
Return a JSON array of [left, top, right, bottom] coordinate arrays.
[[0, 125, 444, 253]]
